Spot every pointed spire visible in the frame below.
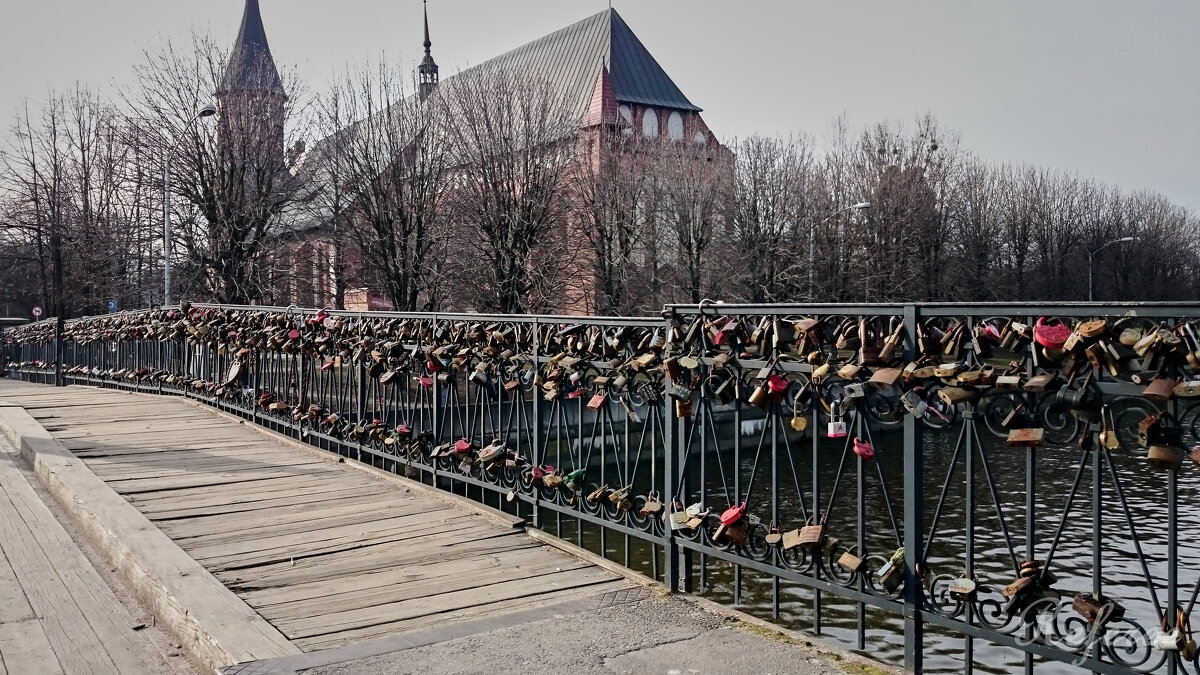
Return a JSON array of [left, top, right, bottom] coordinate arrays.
[[221, 0, 285, 96], [418, 0, 439, 100]]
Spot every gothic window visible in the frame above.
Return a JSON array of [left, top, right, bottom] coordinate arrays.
[[642, 109, 658, 138], [667, 111, 684, 140]]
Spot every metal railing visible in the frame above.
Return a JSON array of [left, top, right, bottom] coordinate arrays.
[[7, 301, 1200, 674]]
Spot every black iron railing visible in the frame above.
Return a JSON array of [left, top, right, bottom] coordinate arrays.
[[7, 301, 1200, 675]]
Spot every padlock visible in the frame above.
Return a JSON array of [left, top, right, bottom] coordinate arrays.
[[1144, 378, 1177, 402], [853, 437, 875, 460], [827, 419, 848, 438], [1138, 413, 1162, 448], [1147, 444, 1185, 471], [1007, 427, 1045, 448], [837, 363, 861, 380], [827, 402, 848, 438], [781, 527, 804, 551], [563, 469, 586, 491], [1152, 611, 1186, 653], [587, 392, 608, 411], [869, 367, 902, 389], [879, 553, 906, 593], [1099, 406, 1120, 450], [720, 502, 746, 527], [901, 390, 928, 418], [1072, 593, 1124, 627], [843, 383, 868, 400], [837, 546, 867, 573], [948, 575, 978, 602], [797, 516, 826, 549], [586, 484, 610, 504], [938, 387, 978, 406]]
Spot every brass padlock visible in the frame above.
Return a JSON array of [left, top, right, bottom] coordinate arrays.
[[837, 546, 867, 573], [797, 516, 826, 549]]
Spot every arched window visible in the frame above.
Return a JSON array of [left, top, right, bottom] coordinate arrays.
[[667, 111, 684, 140], [642, 109, 658, 138], [693, 131, 707, 146]]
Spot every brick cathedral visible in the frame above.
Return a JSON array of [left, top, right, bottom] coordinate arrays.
[[220, 0, 730, 314]]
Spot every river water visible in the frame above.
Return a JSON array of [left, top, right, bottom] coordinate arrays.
[[574, 426, 1200, 674]]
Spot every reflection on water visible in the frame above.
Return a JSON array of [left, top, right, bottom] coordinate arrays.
[[580, 427, 1200, 674]]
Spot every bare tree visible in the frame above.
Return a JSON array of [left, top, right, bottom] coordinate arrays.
[[652, 141, 731, 304], [124, 31, 314, 305], [566, 128, 656, 314], [441, 67, 578, 314], [725, 134, 814, 302], [315, 60, 448, 311]]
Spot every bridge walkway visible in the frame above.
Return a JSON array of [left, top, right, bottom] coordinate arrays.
[[0, 381, 636, 662]]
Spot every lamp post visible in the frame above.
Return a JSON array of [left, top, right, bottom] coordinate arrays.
[[1088, 236, 1134, 302], [165, 103, 217, 307], [809, 201, 872, 301]]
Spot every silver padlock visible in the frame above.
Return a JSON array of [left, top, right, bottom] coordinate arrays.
[[901, 390, 928, 418], [843, 383, 868, 400]]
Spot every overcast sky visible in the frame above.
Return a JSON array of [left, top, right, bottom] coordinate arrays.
[[1, 0, 1196, 211]]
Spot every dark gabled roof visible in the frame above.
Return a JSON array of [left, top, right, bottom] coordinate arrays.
[[221, 0, 285, 95], [463, 8, 700, 119]]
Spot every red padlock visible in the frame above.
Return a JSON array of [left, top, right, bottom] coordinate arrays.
[[453, 438, 472, 453], [853, 437, 875, 460], [766, 374, 790, 396], [721, 502, 746, 526], [1033, 318, 1071, 350], [395, 424, 412, 437]]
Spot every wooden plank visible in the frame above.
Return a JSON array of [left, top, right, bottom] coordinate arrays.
[[87, 454, 329, 481], [159, 495, 421, 542], [219, 528, 535, 590], [140, 484, 396, 520], [0, 546, 35, 624], [257, 550, 593, 623], [241, 544, 568, 608], [0, 451, 161, 675], [105, 463, 346, 495], [0, 472, 118, 674], [135, 482, 394, 518], [0, 619, 65, 675], [292, 578, 633, 649], [296, 579, 634, 650], [204, 517, 502, 575], [189, 506, 465, 565]]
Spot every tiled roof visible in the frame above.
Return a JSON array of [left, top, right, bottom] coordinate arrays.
[[221, 0, 285, 95], [461, 8, 701, 119]]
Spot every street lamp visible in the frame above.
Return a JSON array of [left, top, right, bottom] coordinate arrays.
[[1088, 236, 1134, 302], [809, 201, 872, 301], [164, 103, 217, 307]]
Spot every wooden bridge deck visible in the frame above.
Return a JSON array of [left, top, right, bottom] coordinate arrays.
[[0, 381, 634, 653]]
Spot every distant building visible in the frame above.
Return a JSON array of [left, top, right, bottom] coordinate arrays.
[[220, 0, 730, 313]]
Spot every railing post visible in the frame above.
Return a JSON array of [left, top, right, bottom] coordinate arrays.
[[54, 316, 64, 387], [902, 303, 924, 674], [663, 310, 682, 592], [529, 318, 542, 530]]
